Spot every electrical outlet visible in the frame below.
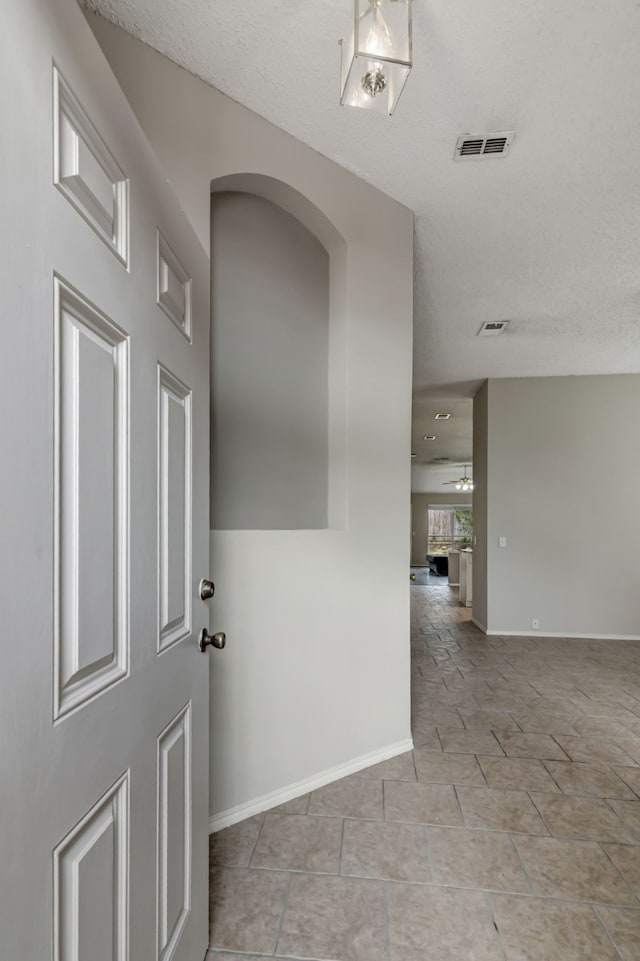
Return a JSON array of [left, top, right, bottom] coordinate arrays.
[[498, 536, 507, 548], [531, 618, 540, 630]]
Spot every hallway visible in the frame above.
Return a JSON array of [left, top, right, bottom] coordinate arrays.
[[207, 582, 640, 960]]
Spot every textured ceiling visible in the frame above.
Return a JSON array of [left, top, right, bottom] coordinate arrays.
[[85, 0, 640, 490]]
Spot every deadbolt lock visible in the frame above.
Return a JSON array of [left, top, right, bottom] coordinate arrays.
[[199, 578, 215, 600]]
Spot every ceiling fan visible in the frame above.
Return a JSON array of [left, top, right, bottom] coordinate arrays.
[[442, 465, 474, 491]]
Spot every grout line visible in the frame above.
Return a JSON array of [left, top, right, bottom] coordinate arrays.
[[275, 871, 640, 909], [272, 872, 294, 957], [548, 733, 572, 761], [475, 754, 492, 789], [451, 783, 465, 826], [383, 880, 392, 961], [405, 777, 638, 800], [525, 792, 554, 837], [592, 903, 632, 960], [229, 864, 342, 877], [539, 759, 565, 794], [509, 831, 536, 895], [209, 952, 303, 960], [482, 889, 508, 961], [509, 712, 524, 733], [246, 812, 267, 867], [597, 842, 640, 906], [410, 751, 418, 782], [306, 811, 610, 835], [612, 767, 640, 800], [215, 855, 640, 911], [337, 816, 346, 875]]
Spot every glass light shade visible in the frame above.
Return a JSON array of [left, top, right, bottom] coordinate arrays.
[[340, 0, 412, 115], [455, 482, 462, 490]]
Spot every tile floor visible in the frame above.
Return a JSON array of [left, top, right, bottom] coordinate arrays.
[[207, 582, 640, 960]]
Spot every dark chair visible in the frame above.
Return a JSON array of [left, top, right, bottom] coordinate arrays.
[[427, 554, 448, 576]]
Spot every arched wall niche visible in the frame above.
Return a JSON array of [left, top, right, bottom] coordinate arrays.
[[210, 173, 346, 255], [210, 173, 348, 531]]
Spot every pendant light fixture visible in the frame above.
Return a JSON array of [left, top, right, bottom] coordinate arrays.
[[339, 1, 413, 115], [455, 467, 474, 492]]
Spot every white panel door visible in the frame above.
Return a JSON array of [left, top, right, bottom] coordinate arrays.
[[0, 1, 211, 959]]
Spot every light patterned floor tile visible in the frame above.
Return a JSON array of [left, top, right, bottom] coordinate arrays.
[[513, 835, 637, 905], [597, 907, 640, 961], [388, 884, 504, 961], [209, 584, 640, 959], [492, 895, 619, 961]]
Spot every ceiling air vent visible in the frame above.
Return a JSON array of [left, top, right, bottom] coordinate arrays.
[[454, 131, 515, 160], [478, 320, 510, 336]]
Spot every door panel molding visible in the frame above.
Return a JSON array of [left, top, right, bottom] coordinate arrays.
[[157, 364, 192, 654], [54, 276, 130, 721], [53, 66, 129, 267], [156, 230, 192, 341], [157, 702, 192, 961], [53, 772, 129, 961]]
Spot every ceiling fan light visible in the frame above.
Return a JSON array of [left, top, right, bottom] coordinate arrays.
[[451, 466, 474, 493], [339, 0, 413, 115]]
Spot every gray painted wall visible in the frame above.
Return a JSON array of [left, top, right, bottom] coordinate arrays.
[[210, 192, 329, 530], [472, 382, 488, 629], [89, 16, 414, 825], [479, 375, 640, 637]]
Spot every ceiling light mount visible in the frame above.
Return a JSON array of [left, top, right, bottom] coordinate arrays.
[[434, 413, 451, 420], [339, 1, 413, 115]]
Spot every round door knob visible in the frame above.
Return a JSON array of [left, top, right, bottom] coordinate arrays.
[[199, 628, 226, 652]]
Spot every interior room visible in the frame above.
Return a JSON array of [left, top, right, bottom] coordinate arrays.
[[2, 1, 639, 959]]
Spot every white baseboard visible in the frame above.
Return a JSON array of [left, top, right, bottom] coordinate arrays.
[[471, 617, 487, 633], [208, 736, 414, 834], [486, 629, 640, 641]]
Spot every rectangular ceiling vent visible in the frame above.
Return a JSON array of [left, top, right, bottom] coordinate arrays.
[[454, 131, 515, 160], [478, 320, 510, 336]]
